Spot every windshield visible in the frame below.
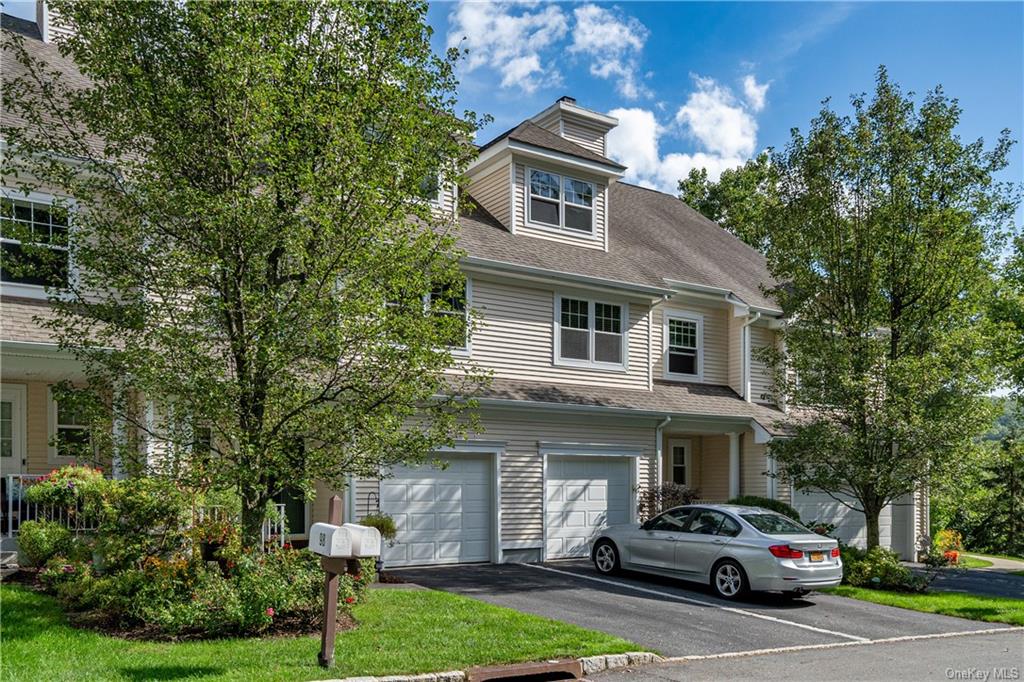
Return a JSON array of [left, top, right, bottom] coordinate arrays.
[[740, 513, 811, 535]]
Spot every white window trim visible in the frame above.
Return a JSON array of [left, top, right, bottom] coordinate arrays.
[[525, 166, 597, 238], [667, 438, 693, 486], [553, 293, 628, 372], [47, 386, 88, 464], [663, 309, 704, 382], [1, 188, 78, 300]]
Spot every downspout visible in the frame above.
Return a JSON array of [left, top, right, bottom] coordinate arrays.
[[655, 416, 672, 487], [741, 312, 762, 402]]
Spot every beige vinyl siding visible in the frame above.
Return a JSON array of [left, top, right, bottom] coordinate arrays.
[[335, 408, 657, 549], [466, 160, 511, 230], [652, 301, 730, 385], [514, 161, 607, 251], [750, 325, 775, 404], [467, 275, 650, 390], [698, 435, 730, 501], [561, 118, 607, 156], [728, 313, 744, 396], [740, 435, 769, 497], [533, 110, 560, 134]]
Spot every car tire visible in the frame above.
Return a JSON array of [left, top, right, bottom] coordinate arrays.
[[592, 540, 621, 575], [710, 559, 749, 600]]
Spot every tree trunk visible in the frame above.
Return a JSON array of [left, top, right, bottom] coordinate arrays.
[[864, 506, 882, 550], [240, 495, 267, 552]]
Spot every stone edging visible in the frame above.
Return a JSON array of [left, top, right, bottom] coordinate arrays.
[[319, 651, 664, 682]]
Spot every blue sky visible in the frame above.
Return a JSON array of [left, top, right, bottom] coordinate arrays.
[[429, 1, 1023, 208]]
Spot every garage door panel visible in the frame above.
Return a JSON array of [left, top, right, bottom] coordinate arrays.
[[380, 456, 492, 567], [546, 455, 632, 560]]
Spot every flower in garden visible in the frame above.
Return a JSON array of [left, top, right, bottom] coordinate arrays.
[[345, 597, 355, 604], [265, 607, 275, 617], [62, 564, 75, 573]]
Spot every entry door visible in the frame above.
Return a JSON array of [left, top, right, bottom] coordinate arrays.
[[0, 386, 26, 477]]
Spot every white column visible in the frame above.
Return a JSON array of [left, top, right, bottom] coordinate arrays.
[[728, 432, 741, 499]]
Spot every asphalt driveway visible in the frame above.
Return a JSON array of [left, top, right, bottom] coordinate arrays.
[[395, 560, 1018, 658], [909, 564, 1024, 599]]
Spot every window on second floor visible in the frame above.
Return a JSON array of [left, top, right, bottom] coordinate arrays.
[[556, 295, 625, 369], [664, 311, 703, 381], [528, 169, 594, 234], [0, 195, 71, 289], [429, 279, 469, 352]]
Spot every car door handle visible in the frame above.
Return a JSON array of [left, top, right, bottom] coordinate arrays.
[[712, 538, 725, 544]]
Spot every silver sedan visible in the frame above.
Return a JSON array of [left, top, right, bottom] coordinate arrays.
[[590, 504, 842, 600]]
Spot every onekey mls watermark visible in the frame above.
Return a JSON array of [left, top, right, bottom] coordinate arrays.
[[946, 668, 1021, 681]]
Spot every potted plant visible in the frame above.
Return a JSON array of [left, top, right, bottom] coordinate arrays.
[[358, 513, 397, 578], [193, 517, 233, 562]]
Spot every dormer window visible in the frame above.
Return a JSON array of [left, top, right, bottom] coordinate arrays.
[[418, 175, 441, 205], [528, 168, 594, 234]]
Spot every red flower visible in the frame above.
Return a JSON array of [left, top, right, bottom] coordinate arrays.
[[265, 607, 275, 617], [345, 597, 355, 604], [354, 574, 362, 580]]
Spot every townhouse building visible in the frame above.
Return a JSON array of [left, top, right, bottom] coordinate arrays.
[[0, 6, 927, 564]]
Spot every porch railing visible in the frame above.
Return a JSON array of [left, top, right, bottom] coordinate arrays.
[[4, 474, 286, 552], [3, 474, 100, 539]]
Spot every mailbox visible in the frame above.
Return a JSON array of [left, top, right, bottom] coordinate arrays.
[[309, 523, 352, 558], [308, 522, 382, 559], [343, 523, 382, 558]]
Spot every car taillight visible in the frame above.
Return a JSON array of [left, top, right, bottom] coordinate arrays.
[[831, 547, 840, 558], [769, 544, 804, 559]]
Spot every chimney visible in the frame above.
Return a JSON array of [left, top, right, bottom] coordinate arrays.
[[558, 96, 577, 106]]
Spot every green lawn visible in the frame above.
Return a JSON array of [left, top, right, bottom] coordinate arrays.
[[824, 586, 1024, 626], [1, 585, 640, 682], [958, 555, 994, 568]]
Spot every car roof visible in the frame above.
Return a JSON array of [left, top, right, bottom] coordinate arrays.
[[669, 504, 777, 515]]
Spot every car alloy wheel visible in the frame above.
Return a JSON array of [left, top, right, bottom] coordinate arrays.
[[593, 542, 618, 574], [713, 561, 745, 599]]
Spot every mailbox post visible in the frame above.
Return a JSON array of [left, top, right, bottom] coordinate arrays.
[[309, 495, 382, 669]]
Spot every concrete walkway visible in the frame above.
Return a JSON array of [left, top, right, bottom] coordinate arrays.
[[964, 554, 1024, 574]]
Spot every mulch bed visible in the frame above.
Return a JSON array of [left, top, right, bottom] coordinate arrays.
[[377, 571, 405, 584]]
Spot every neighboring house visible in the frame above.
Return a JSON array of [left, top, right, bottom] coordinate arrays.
[[0, 6, 927, 562]]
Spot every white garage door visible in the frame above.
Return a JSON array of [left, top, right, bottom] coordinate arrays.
[[546, 456, 631, 559], [380, 455, 492, 567]]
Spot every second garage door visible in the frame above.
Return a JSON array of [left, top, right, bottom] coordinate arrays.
[[380, 455, 493, 567], [545, 455, 632, 559]]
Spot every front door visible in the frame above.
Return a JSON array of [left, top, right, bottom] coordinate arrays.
[[0, 386, 26, 478], [674, 509, 738, 576]]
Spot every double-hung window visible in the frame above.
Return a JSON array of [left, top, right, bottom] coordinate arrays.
[[0, 194, 70, 289], [51, 396, 90, 459], [528, 169, 595, 234], [428, 279, 470, 352], [557, 296, 625, 368], [665, 311, 702, 380]]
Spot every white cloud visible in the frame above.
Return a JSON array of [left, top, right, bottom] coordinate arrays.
[[742, 75, 770, 112], [568, 4, 650, 99], [675, 76, 757, 158], [447, 2, 569, 94], [607, 75, 767, 193]]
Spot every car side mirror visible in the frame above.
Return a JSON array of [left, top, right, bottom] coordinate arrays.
[[640, 519, 653, 531]]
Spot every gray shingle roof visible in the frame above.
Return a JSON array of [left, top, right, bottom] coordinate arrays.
[[458, 181, 779, 311], [475, 377, 788, 435], [479, 121, 625, 170]]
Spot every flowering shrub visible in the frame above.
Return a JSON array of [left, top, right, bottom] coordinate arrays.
[[934, 529, 964, 554], [23, 465, 107, 510]]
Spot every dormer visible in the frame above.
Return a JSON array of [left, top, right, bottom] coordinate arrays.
[[466, 97, 625, 252]]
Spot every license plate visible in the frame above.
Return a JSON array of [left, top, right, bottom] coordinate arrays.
[[809, 551, 824, 562]]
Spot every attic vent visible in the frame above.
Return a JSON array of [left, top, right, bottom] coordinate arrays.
[[558, 96, 577, 105]]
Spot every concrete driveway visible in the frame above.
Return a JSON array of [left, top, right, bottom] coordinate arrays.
[[395, 560, 1018, 658]]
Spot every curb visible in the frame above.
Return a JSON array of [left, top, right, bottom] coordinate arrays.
[[319, 651, 663, 682]]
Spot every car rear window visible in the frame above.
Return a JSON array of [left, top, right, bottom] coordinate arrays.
[[740, 513, 809, 535]]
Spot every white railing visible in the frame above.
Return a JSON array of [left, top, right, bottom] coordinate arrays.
[[3, 474, 100, 539], [198, 502, 286, 551]]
